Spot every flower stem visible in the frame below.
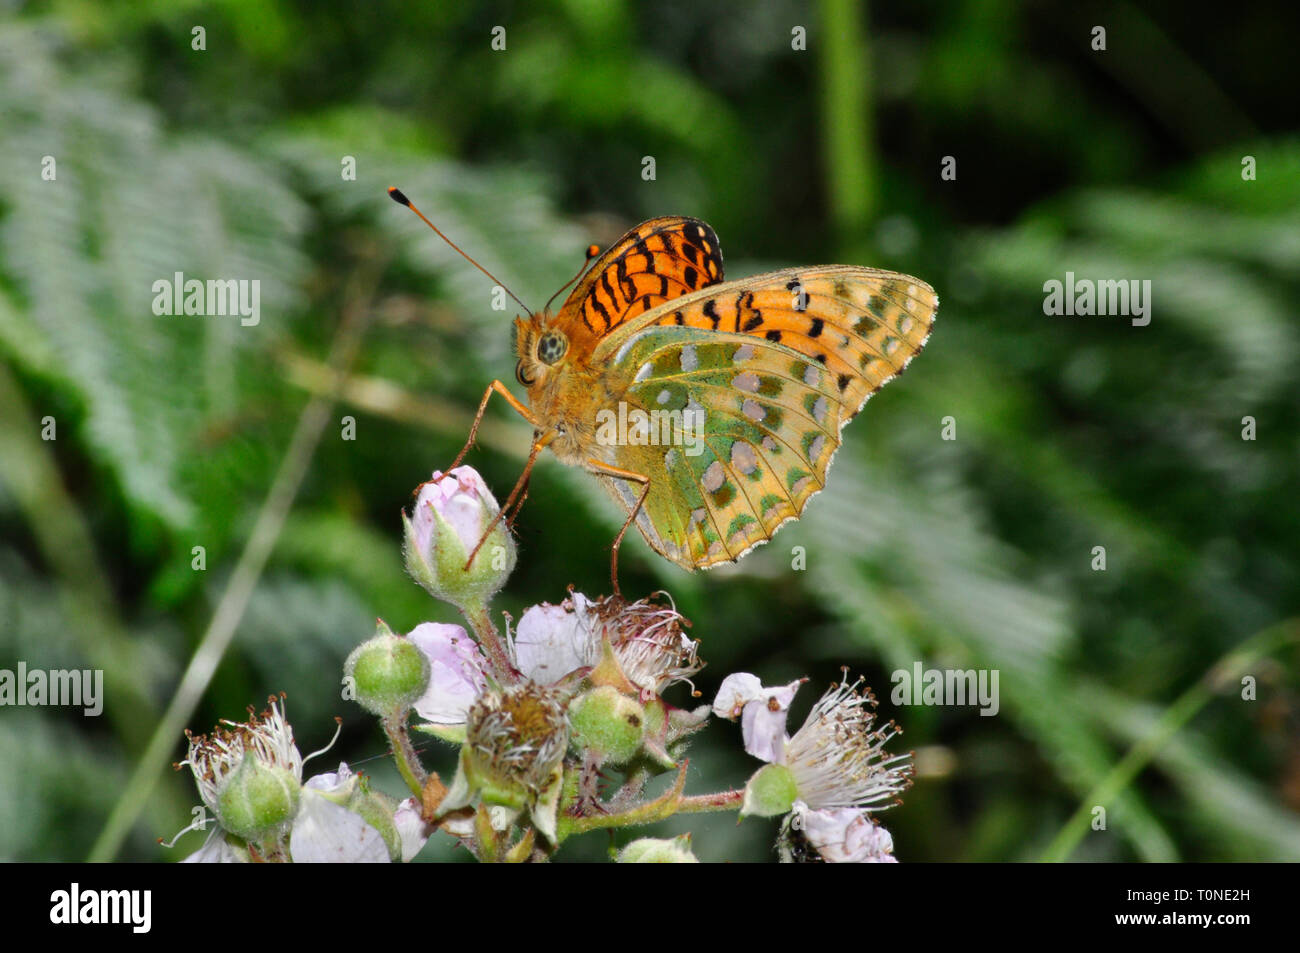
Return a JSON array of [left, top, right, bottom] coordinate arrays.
[[674, 789, 744, 814], [461, 600, 519, 683], [557, 761, 690, 839], [383, 714, 427, 798]]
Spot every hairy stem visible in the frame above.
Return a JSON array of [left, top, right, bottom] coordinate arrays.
[[384, 714, 428, 798], [460, 600, 519, 683]]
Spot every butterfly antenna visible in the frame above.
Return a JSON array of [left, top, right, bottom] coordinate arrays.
[[543, 243, 602, 314], [387, 187, 533, 314]]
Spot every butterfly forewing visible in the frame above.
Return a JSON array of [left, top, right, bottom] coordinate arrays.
[[592, 267, 938, 569], [554, 216, 724, 353]]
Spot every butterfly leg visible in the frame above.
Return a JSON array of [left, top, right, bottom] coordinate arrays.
[[583, 459, 652, 598], [505, 473, 530, 530], [445, 380, 538, 473], [464, 430, 555, 569]]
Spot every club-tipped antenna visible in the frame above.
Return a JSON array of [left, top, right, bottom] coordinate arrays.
[[543, 243, 602, 315], [387, 187, 532, 314]]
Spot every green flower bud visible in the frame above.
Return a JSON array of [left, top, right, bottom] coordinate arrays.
[[568, 686, 645, 765], [216, 751, 301, 842], [345, 621, 431, 716], [404, 468, 516, 610], [618, 834, 699, 863], [740, 762, 799, 819]]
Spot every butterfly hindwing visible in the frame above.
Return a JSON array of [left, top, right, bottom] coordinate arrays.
[[591, 268, 937, 569]]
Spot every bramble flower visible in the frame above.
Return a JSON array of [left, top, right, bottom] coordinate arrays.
[[437, 681, 570, 843], [512, 591, 701, 695], [779, 801, 898, 864], [722, 673, 912, 823], [403, 467, 516, 607], [179, 695, 304, 844], [177, 699, 420, 862], [511, 592, 706, 769]]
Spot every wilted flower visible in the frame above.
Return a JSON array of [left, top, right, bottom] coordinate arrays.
[[178, 700, 419, 862], [779, 801, 898, 864], [512, 591, 702, 695], [403, 467, 516, 607], [723, 673, 912, 821], [179, 695, 304, 843], [438, 681, 570, 843]]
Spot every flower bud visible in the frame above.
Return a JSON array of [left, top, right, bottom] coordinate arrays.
[[568, 685, 645, 765], [345, 621, 431, 716], [404, 468, 516, 608], [216, 751, 301, 841], [740, 762, 799, 819], [618, 834, 699, 863]]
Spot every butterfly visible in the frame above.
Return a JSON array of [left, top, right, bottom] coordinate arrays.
[[389, 190, 938, 587]]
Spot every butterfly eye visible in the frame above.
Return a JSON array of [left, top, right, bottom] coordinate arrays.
[[536, 331, 568, 365], [515, 361, 534, 387]]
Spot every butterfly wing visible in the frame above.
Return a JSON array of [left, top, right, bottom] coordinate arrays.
[[592, 267, 938, 570], [551, 216, 725, 355]]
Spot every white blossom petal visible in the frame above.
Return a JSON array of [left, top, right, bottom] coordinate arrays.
[[394, 797, 432, 863], [714, 673, 802, 763], [512, 594, 597, 682], [290, 791, 391, 863], [181, 829, 247, 863], [795, 802, 897, 863]]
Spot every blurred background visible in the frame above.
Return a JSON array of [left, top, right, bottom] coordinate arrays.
[[1, 0, 1297, 862]]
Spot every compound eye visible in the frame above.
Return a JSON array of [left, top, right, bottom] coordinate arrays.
[[515, 361, 534, 387], [536, 332, 568, 365]]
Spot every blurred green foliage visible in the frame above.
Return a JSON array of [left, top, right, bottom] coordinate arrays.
[[0, 0, 1297, 862]]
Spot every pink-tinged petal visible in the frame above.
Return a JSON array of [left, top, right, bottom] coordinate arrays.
[[411, 467, 498, 554], [715, 674, 803, 763], [513, 595, 597, 683], [408, 622, 488, 725], [797, 804, 897, 863], [713, 673, 764, 720]]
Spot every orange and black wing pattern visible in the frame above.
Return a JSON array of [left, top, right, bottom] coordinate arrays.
[[552, 216, 725, 356]]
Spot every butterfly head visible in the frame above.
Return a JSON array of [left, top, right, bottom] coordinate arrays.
[[513, 313, 570, 389]]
